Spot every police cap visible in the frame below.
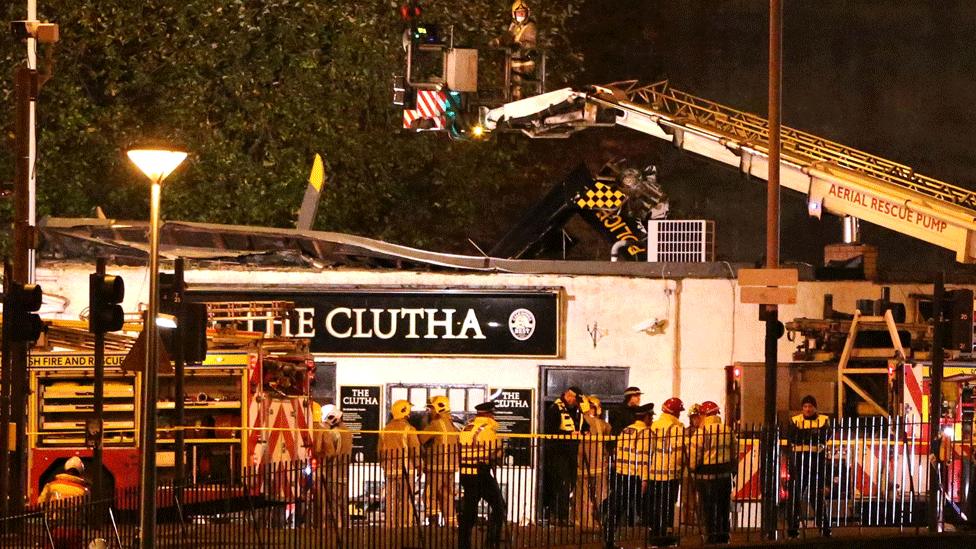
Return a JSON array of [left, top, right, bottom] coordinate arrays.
[[634, 403, 655, 416], [475, 401, 496, 413]]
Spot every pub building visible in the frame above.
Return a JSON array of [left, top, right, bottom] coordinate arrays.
[[36, 220, 976, 458]]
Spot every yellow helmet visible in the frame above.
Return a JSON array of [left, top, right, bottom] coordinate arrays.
[[429, 395, 451, 415], [588, 396, 602, 415], [512, 0, 530, 19], [391, 399, 412, 420]]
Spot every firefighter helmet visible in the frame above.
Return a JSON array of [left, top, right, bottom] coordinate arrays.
[[65, 456, 85, 474], [587, 396, 602, 415], [662, 397, 685, 415], [512, 0, 530, 20], [324, 407, 344, 427], [429, 395, 451, 415], [699, 401, 720, 417], [391, 399, 412, 420], [688, 403, 702, 417]]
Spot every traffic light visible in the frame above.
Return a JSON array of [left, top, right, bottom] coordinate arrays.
[[160, 273, 209, 364], [7, 282, 45, 342], [89, 273, 125, 333]]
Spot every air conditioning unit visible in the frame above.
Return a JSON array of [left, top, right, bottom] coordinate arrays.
[[647, 220, 715, 262]]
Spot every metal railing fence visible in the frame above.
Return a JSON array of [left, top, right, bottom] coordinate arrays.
[[1, 416, 972, 548]]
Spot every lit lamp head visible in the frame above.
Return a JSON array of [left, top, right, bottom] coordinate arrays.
[[126, 149, 188, 184]]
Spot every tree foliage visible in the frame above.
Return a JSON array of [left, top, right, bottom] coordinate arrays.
[[1, 0, 582, 252]]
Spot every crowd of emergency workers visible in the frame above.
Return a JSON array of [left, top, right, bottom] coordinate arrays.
[[36, 386, 834, 549]]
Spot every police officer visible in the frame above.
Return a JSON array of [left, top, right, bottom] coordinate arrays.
[[458, 401, 506, 549], [689, 401, 737, 545], [543, 386, 587, 524], [378, 399, 421, 527], [489, 0, 539, 100], [418, 395, 460, 526], [610, 387, 645, 435], [787, 395, 831, 538], [602, 402, 653, 549], [575, 396, 611, 529], [646, 397, 686, 547]]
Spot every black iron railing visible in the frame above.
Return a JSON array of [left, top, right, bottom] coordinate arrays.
[[1, 417, 972, 548]]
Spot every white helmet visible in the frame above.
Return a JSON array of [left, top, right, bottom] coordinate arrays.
[[319, 404, 336, 426], [324, 407, 343, 428], [65, 456, 85, 474]]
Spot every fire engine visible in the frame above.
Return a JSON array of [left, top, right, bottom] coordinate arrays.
[[27, 301, 315, 504]]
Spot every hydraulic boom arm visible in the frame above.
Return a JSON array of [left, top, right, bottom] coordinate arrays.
[[484, 81, 976, 262]]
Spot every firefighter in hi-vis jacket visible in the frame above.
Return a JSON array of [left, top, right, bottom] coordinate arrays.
[[458, 401, 505, 549], [646, 397, 686, 547], [602, 402, 653, 549], [787, 395, 832, 538], [314, 404, 353, 536], [39, 456, 90, 549], [378, 399, 421, 527], [688, 400, 737, 545], [489, 0, 538, 100], [418, 395, 460, 526], [575, 395, 611, 529]]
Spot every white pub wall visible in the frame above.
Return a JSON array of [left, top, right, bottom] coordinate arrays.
[[34, 262, 947, 417]]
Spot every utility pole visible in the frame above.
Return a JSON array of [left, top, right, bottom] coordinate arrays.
[[0, 263, 12, 519], [928, 273, 945, 532], [761, 0, 783, 540], [8, 1, 57, 516]]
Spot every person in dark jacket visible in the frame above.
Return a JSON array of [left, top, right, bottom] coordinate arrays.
[[610, 387, 648, 435], [786, 395, 832, 538], [543, 386, 587, 524]]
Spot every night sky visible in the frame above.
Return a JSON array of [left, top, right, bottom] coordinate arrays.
[[533, 1, 976, 276]]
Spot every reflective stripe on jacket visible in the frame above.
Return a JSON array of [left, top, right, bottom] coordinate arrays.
[[459, 417, 500, 475], [689, 415, 737, 479], [38, 473, 89, 504], [614, 420, 650, 479], [649, 413, 685, 481], [789, 413, 830, 453]]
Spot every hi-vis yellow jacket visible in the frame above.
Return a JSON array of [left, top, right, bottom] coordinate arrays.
[[614, 419, 650, 479], [459, 416, 501, 475], [38, 473, 89, 504], [378, 418, 421, 477], [419, 414, 461, 473], [649, 413, 686, 481], [689, 415, 737, 480], [788, 413, 830, 453]]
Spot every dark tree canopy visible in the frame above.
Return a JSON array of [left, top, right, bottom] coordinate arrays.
[[1, 1, 583, 252]]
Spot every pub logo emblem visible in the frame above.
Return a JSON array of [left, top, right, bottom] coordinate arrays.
[[508, 308, 536, 341]]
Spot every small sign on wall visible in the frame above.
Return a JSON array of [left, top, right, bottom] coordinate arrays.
[[340, 385, 381, 462], [491, 387, 534, 466]]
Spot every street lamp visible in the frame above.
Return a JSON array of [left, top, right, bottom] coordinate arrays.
[[127, 147, 186, 547]]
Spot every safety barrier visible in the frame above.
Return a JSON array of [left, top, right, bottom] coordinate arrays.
[[1, 416, 973, 548]]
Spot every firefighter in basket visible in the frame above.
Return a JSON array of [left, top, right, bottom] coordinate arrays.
[[489, 0, 539, 100]]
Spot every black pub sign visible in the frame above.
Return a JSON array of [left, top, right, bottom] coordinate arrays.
[[187, 288, 562, 357]]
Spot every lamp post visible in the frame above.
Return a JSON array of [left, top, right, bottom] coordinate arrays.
[[127, 148, 187, 547]]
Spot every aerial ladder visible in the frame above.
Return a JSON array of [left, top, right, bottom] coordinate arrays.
[[481, 81, 976, 263]]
